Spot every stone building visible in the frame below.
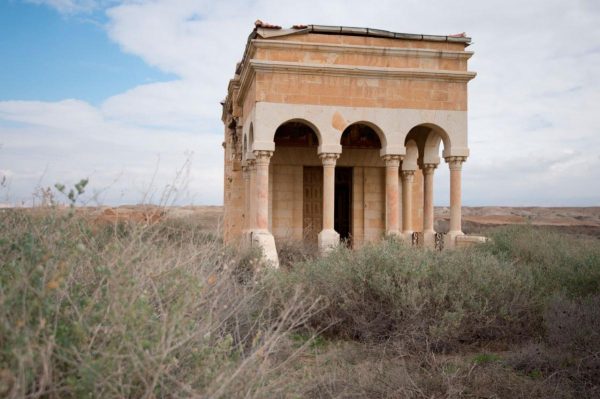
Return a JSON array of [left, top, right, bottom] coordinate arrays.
[[222, 22, 476, 266]]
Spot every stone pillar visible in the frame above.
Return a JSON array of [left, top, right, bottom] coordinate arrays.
[[401, 170, 415, 240], [422, 163, 437, 247], [242, 163, 252, 232], [445, 156, 467, 247], [318, 153, 340, 252], [383, 155, 402, 236], [251, 150, 279, 267], [247, 159, 256, 233]]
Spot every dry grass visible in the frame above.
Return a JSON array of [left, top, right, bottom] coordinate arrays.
[[1, 210, 599, 398]]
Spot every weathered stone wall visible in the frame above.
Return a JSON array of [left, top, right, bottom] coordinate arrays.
[[222, 128, 245, 243], [255, 72, 467, 111], [276, 33, 467, 51]]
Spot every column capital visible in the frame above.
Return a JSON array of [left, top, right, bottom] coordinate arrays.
[[382, 154, 402, 167], [319, 153, 340, 167], [253, 150, 273, 166], [246, 158, 256, 170], [422, 163, 438, 174], [401, 170, 415, 180], [445, 156, 467, 171]]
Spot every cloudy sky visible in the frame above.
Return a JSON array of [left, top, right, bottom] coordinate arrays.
[[1, 0, 599, 206]]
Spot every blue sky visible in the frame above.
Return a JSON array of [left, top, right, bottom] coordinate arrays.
[[0, 2, 174, 104], [0, 0, 599, 206]]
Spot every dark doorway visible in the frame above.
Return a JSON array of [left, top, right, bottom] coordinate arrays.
[[335, 167, 352, 242]]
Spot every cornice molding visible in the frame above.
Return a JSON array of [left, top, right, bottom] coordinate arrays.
[[251, 39, 474, 60], [236, 60, 476, 106]]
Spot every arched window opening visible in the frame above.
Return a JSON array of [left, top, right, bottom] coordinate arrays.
[[274, 122, 319, 147], [341, 124, 381, 149]]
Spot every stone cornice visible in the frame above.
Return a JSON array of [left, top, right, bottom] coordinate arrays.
[[236, 60, 476, 106], [251, 39, 474, 60]]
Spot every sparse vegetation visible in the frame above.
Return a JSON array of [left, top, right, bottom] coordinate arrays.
[[1, 211, 599, 398]]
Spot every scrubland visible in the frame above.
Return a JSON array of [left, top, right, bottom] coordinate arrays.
[[1, 208, 599, 398]]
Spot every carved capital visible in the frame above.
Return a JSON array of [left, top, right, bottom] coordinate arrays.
[[246, 159, 256, 171], [422, 163, 438, 175], [445, 156, 467, 171], [401, 170, 415, 182], [253, 150, 273, 166], [382, 154, 402, 168], [319, 153, 340, 167]]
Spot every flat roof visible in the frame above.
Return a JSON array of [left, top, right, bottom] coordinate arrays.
[[253, 21, 471, 44], [232, 22, 471, 80]]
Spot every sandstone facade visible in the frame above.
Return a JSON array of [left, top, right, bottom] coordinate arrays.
[[222, 23, 476, 266]]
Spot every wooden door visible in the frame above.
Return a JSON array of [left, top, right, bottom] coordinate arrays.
[[303, 167, 322, 245]]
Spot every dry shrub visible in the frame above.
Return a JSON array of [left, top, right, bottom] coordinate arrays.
[[0, 209, 323, 398], [2, 210, 599, 398], [508, 295, 600, 397], [276, 236, 318, 269], [273, 238, 544, 349], [261, 341, 569, 399], [483, 225, 600, 297]]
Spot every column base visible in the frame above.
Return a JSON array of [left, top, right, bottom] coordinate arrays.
[[401, 231, 414, 243], [385, 230, 402, 239], [444, 230, 464, 249], [251, 230, 279, 268], [318, 229, 340, 254], [423, 230, 437, 249]]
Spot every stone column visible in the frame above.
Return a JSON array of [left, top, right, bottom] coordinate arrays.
[[254, 151, 272, 230], [422, 163, 437, 247], [251, 150, 279, 267], [401, 170, 415, 240], [242, 163, 251, 233], [445, 156, 467, 247], [383, 155, 402, 236], [318, 153, 340, 252], [247, 159, 256, 233]]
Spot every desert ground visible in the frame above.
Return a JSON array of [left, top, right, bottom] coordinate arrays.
[[81, 204, 600, 238]]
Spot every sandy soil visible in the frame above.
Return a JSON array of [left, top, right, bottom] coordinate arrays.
[[435, 206, 600, 237], [8, 205, 599, 237]]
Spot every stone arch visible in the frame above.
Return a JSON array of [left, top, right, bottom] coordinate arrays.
[[341, 121, 386, 149], [404, 123, 452, 164], [274, 120, 320, 147], [273, 118, 322, 147]]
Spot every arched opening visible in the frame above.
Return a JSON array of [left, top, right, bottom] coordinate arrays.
[[341, 123, 382, 149], [271, 120, 321, 246], [274, 121, 319, 147], [336, 123, 384, 245], [404, 124, 451, 236]]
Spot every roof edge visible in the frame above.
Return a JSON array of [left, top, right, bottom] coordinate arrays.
[[256, 24, 471, 44]]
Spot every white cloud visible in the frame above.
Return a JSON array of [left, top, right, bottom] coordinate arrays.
[[25, 0, 104, 14], [2, 0, 600, 206]]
